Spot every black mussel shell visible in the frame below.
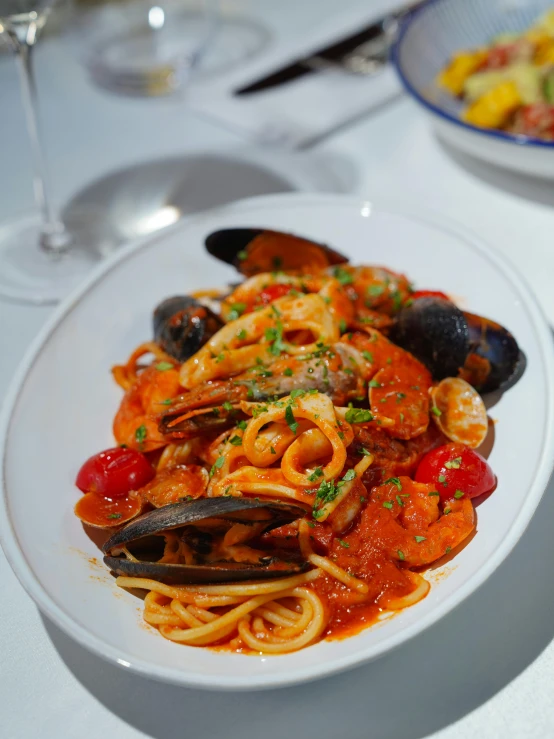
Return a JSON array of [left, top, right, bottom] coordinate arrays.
[[389, 297, 470, 379], [153, 296, 223, 362], [464, 312, 523, 393], [205, 228, 348, 276], [103, 497, 307, 554], [103, 497, 309, 585], [103, 557, 309, 585]]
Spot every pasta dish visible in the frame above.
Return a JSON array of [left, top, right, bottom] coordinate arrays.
[[438, 9, 554, 140], [73, 229, 521, 654]]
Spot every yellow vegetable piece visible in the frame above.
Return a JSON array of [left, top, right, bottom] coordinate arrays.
[[437, 50, 487, 96], [463, 81, 522, 129], [535, 41, 554, 65]]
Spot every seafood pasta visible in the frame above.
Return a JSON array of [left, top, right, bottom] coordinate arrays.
[[74, 229, 522, 654]]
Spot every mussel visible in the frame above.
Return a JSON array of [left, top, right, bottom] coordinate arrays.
[[205, 228, 348, 277], [103, 497, 309, 584], [153, 296, 224, 362], [389, 297, 523, 393]]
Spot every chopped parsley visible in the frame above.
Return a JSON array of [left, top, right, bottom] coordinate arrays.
[[237, 250, 247, 260], [369, 379, 381, 388], [283, 367, 294, 377], [431, 406, 442, 417], [237, 420, 248, 430], [367, 284, 384, 297], [339, 319, 347, 334], [155, 361, 173, 371], [438, 475, 447, 484], [382, 501, 393, 510], [414, 535, 426, 543], [454, 489, 465, 499], [228, 302, 247, 321], [428, 491, 440, 497], [215, 353, 225, 363], [333, 267, 354, 285], [384, 477, 402, 491], [397, 550, 405, 561], [446, 546, 451, 554], [209, 456, 225, 477], [107, 513, 122, 520], [343, 469, 356, 482], [445, 457, 462, 470], [290, 388, 306, 400], [265, 321, 285, 356], [337, 539, 350, 548], [159, 398, 173, 405], [134, 424, 147, 447], [360, 447, 372, 456], [308, 467, 324, 482], [270, 446, 277, 455], [345, 408, 373, 424], [228, 435, 242, 446], [396, 495, 404, 507], [362, 351, 373, 363], [237, 329, 247, 340], [285, 405, 298, 434], [222, 401, 234, 412]]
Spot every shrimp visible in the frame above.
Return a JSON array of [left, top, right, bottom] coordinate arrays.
[[365, 477, 475, 567], [341, 329, 433, 439], [113, 364, 182, 451], [331, 265, 413, 319], [159, 343, 366, 440]]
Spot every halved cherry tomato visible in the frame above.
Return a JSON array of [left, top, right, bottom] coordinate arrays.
[[76, 447, 155, 499], [257, 283, 293, 305], [410, 290, 451, 302], [415, 442, 495, 501]]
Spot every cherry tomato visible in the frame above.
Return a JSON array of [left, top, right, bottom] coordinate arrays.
[[76, 447, 155, 499], [411, 290, 451, 302], [415, 443, 495, 501], [257, 283, 293, 305], [484, 45, 511, 69]]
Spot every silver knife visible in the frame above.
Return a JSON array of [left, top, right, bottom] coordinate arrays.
[[235, 2, 424, 96]]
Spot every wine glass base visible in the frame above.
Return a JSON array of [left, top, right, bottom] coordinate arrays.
[[0, 213, 101, 305]]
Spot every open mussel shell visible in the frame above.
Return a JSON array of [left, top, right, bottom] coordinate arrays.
[[390, 298, 523, 393], [389, 297, 470, 380], [153, 296, 224, 362], [205, 228, 348, 276], [103, 497, 309, 584], [464, 312, 522, 394], [104, 558, 309, 585]]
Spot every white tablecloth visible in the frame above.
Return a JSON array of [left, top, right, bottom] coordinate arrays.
[[2, 5, 554, 738]]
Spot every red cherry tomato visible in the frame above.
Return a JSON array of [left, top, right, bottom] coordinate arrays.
[[76, 447, 155, 499], [415, 443, 495, 501], [257, 283, 293, 305], [411, 290, 451, 302]]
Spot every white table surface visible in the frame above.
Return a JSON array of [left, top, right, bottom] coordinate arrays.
[[2, 4, 554, 738]]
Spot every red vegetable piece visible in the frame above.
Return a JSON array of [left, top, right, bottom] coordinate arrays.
[[75, 447, 155, 499], [415, 442, 495, 501]]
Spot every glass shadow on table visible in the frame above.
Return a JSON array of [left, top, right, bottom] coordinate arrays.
[[42, 464, 554, 739], [60, 148, 357, 258], [436, 138, 554, 209]]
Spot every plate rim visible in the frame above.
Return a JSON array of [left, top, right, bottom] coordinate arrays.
[[2, 192, 554, 691]]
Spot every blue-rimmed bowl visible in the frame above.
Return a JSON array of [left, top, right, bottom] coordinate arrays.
[[392, 0, 554, 179]]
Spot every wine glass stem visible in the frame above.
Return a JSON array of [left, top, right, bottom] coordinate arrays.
[[14, 39, 71, 254]]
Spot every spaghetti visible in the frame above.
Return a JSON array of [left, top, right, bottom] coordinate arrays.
[[74, 239, 507, 655]]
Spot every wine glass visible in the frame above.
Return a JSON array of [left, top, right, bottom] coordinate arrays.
[[0, 0, 100, 303], [0, 0, 219, 304]]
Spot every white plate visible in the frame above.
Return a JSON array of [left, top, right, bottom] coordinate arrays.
[[1, 193, 553, 690]]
